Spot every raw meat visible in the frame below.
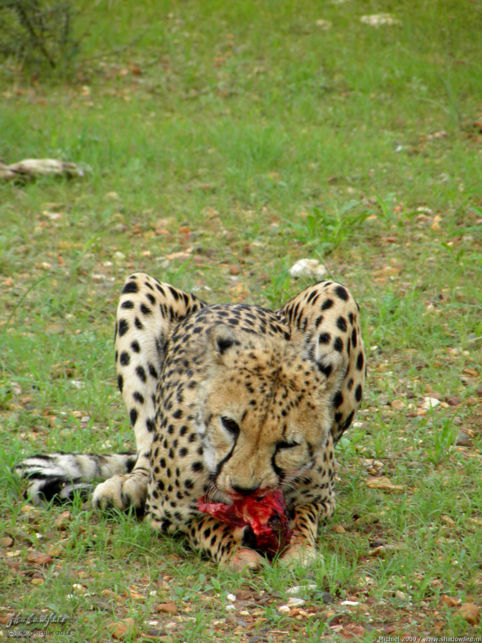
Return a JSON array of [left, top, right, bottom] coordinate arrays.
[[197, 489, 292, 556]]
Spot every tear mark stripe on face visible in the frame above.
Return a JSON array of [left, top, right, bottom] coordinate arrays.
[[213, 439, 238, 482]]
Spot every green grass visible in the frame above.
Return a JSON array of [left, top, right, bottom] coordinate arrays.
[[0, 0, 480, 640]]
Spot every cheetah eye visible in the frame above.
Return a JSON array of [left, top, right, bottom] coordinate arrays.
[[276, 440, 300, 450], [221, 416, 240, 437]]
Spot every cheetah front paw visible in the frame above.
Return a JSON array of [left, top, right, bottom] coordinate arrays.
[[279, 540, 318, 567], [224, 547, 263, 572], [92, 473, 147, 512]]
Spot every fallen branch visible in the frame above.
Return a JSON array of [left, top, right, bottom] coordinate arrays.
[[0, 158, 86, 181]]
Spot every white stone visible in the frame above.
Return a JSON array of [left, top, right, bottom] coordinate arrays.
[[286, 584, 317, 595], [287, 597, 305, 607], [423, 397, 440, 409], [341, 600, 359, 606], [360, 13, 400, 26], [289, 258, 327, 279]]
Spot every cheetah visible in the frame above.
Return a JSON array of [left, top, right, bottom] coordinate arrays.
[[16, 273, 366, 569]]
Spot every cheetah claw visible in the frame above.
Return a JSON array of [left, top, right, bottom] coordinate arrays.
[[93, 473, 147, 511]]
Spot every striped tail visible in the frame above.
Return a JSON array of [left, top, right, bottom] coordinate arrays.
[[14, 452, 136, 505]]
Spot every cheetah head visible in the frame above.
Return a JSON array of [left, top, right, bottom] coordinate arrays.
[[195, 324, 346, 500]]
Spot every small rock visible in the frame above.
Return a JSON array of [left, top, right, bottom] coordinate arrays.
[[278, 596, 306, 612], [226, 593, 236, 602], [362, 458, 385, 475], [340, 600, 359, 606], [289, 258, 327, 279], [446, 396, 461, 406], [287, 597, 305, 607], [286, 584, 317, 595], [456, 431, 472, 447], [423, 396, 440, 409], [458, 602, 480, 625], [360, 13, 400, 26]]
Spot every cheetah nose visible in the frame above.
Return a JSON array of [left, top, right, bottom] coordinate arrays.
[[231, 483, 260, 497]]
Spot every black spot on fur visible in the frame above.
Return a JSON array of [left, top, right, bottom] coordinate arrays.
[[168, 286, 180, 301], [120, 351, 130, 366], [335, 285, 349, 301], [122, 281, 138, 294], [336, 316, 347, 332], [351, 328, 357, 348], [118, 319, 128, 336], [356, 352, 364, 371], [333, 391, 343, 407]]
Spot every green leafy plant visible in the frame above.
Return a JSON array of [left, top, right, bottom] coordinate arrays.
[[0, 0, 82, 69]]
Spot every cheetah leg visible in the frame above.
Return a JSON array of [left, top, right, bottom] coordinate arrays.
[[278, 280, 365, 443], [186, 515, 263, 571], [280, 501, 333, 565], [93, 273, 206, 511]]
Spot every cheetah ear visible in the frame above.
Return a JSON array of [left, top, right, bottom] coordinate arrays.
[[208, 324, 240, 359]]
